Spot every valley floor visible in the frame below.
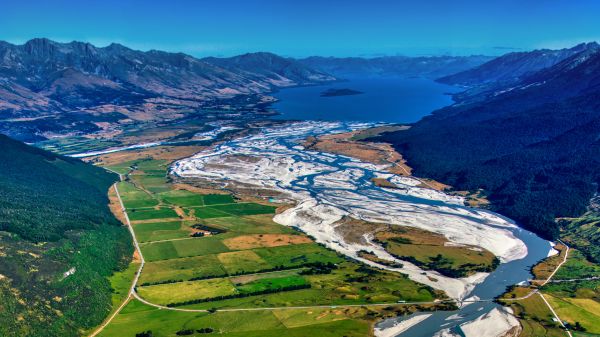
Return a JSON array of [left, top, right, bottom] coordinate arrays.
[[78, 121, 599, 337], [90, 153, 451, 337]]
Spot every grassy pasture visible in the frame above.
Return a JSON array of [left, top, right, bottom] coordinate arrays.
[[254, 243, 343, 267], [208, 215, 294, 234], [552, 249, 600, 280], [178, 262, 436, 310], [188, 206, 232, 219], [106, 160, 138, 175], [217, 250, 272, 274], [137, 278, 237, 305], [229, 270, 300, 285], [117, 181, 159, 209], [133, 159, 169, 175], [202, 194, 236, 205], [96, 152, 447, 337], [236, 275, 309, 294], [141, 236, 231, 261], [158, 189, 205, 207], [133, 221, 190, 242], [172, 236, 231, 257], [541, 279, 600, 334], [209, 202, 277, 216], [97, 299, 369, 337], [502, 246, 600, 337], [140, 255, 226, 284], [546, 295, 600, 334], [373, 227, 497, 277], [141, 241, 180, 262], [385, 242, 496, 272], [131, 175, 170, 193], [37, 136, 120, 156], [272, 308, 352, 328], [127, 207, 179, 221]]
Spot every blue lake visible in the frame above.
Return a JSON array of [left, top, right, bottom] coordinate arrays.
[[271, 77, 461, 123]]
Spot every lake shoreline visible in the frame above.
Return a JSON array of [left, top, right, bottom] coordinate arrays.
[[270, 77, 461, 124]]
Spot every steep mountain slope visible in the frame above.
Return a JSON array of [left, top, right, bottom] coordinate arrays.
[[438, 42, 599, 86], [0, 134, 132, 337], [0, 38, 334, 141], [298, 55, 493, 79], [0, 38, 332, 113], [376, 45, 600, 241], [203, 52, 335, 86]]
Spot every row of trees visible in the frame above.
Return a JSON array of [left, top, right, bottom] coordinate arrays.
[[166, 284, 311, 307]]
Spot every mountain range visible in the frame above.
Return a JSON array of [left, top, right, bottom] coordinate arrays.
[[2, 36, 600, 337], [376, 41, 600, 252], [436, 42, 600, 103], [438, 42, 599, 86], [0, 39, 338, 141], [0, 38, 494, 141], [298, 55, 493, 79], [0, 38, 336, 113]]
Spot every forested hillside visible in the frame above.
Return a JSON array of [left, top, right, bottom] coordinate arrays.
[[0, 134, 132, 337], [376, 46, 600, 242]]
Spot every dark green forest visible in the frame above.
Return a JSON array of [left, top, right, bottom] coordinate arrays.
[[375, 47, 600, 248], [0, 134, 132, 337]]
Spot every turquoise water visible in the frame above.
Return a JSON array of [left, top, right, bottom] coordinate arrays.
[[272, 77, 461, 123], [272, 78, 551, 335], [376, 228, 550, 336]]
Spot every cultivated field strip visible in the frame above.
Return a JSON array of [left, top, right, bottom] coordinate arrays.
[[92, 159, 586, 337]]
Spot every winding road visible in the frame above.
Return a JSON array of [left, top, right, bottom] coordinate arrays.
[[89, 176, 145, 337], [89, 171, 578, 337]]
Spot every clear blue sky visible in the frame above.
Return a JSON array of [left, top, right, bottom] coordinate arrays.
[[1, 0, 599, 57]]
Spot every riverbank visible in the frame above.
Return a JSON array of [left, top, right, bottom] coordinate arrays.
[[294, 124, 553, 336], [84, 137, 452, 337], [171, 121, 537, 303]]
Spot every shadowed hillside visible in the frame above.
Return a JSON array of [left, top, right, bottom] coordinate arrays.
[[0, 38, 335, 142], [376, 44, 600, 243], [0, 134, 132, 337]]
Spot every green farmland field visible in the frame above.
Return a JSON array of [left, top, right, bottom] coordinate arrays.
[[94, 155, 446, 337], [128, 208, 179, 221], [133, 221, 190, 242]]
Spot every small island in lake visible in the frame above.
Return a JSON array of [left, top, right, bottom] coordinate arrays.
[[320, 88, 364, 97]]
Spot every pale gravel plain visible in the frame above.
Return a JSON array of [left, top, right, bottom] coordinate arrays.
[[459, 307, 521, 337], [374, 314, 433, 337], [171, 121, 530, 300]]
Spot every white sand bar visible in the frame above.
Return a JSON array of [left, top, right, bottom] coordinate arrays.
[[460, 308, 521, 337], [374, 314, 432, 337], [172, 121, 528, 300]]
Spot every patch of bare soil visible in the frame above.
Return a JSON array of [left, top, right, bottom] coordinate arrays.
[[357, 250, 403, 268], [132, 250, 142, 263], [304, 132, 413, 176], [371, 178, 399, 189], [86, 145, 207, 166], [223, 234, 312, 250], [173, 206, 193, 220], [451, 189, 490, 207], [334, 217, 388, 245], [170, 183, 230, 196]]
